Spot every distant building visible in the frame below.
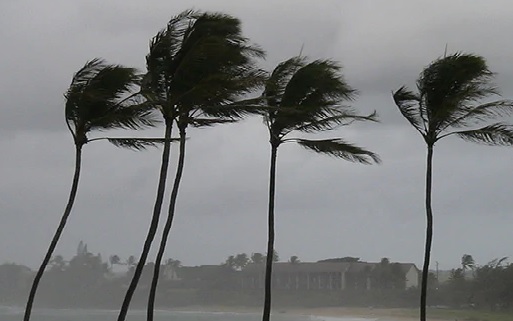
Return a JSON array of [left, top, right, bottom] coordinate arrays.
[[241, 261, 419, 291]]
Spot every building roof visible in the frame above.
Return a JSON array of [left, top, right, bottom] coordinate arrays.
[[243, 261, 419, 276], [243, 262, 351, 274]]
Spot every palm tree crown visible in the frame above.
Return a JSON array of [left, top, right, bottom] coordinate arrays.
[[263, 56, 380, 162], [393, 53, 513, 146], [65, 58, 156, 146], [143, 9, 266, 127]]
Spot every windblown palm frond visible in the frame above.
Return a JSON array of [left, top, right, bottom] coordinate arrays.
[[440, 100, 513, 130], [189, 118, 238, 128], [453, 123, 513, 146], [107, 137, 179, 151], [281, 59, 356, 108], [392, 86, 425, 133], [294, 110, 378, 133], [264, 57, 306, 105], [296, 139, 381, 164]]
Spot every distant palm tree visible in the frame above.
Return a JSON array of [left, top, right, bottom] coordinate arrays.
[[110, 255, 121, 268], [393, 52, 513, 321], [251, 253, 265, 264], [225, 255, 237, 270], [23, 59, 156, 321], [115, 10, 265, 321], [234, 253, 250, 270], [259, 56, 380, 321], [461, 254, 475, 274], [289, 256, 300, 264]]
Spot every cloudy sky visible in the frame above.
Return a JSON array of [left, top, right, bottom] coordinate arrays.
[[1, 0, 513, 271]]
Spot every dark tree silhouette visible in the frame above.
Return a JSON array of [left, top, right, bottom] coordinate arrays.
[[116, 10, 265, 321], [393, 52, 513, 321], [259, 56, 380, 321], [23, 59, 156, 321]]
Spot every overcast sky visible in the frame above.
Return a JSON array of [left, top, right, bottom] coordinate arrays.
[[1, 0, 513, 271]]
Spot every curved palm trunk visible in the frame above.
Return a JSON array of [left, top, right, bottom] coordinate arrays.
[[420, 144, 434, 321], [24, 145, 83, 321], [147, 127, 187, 321], [263, 144, 278, 321], [117, 122, 173, 321]]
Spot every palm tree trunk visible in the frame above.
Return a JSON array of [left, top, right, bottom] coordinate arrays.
[[263, 144, 278, 321], [24, 144, 83, 321], [147, 127, 187, 321], [117, 121, 173, 321], [420, 143, 434, 321]]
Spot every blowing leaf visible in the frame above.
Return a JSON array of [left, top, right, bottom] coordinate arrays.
[[295, 139, 381, 164]]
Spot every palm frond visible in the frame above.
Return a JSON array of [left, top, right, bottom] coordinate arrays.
[[392, 86, 425, 133], [295, 139, 381, 164], [107, 137, 179, 151], [441, 100, 513, 129], [294, 110, 378, 133], [453, 123, 513, 146], [281, 59, 356, 108], [89, 102, 160, 131], [189, 118, 238, 128], [264, 56, 306, 104]]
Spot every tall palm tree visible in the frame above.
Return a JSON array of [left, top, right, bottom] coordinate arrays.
[[259, 56, 380, 321], [116, 10, 265, 321], [392, 53, 513, 321], [23, 58, 156, 321]]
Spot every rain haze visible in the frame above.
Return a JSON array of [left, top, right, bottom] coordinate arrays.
[[1, 0, 513, 275]]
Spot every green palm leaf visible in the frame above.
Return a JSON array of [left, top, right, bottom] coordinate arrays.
[[441, 100, 513, 129], [107, 138, 179, 151], [453, 123, 513, 146], [189, 118, 238, 128], [392, 86, 425, 133], [296, 139, 381, 164], [294, 110, 378, 133]]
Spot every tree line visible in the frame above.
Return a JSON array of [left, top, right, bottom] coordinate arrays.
[[21, 8, 513, 321], [428, 254, 513, 311]]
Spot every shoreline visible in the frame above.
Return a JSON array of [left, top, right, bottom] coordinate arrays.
[[167, 306, 435, 321]]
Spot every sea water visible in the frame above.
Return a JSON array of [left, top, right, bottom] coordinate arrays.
[[0, 306, 379, 321]]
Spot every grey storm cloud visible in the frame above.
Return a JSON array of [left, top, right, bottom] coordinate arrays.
[[1, 0, 513, 271]]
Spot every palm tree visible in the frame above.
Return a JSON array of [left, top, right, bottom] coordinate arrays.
[[461, 254, 475, 274], [392, 52, 513, 321], [259, 56, 380, 321], [234, 253, 250, 270], [116, 10, 265, 321], [110, 255, 121, 269], [251, 253, 265, 264], [23, 59, 156, 321], [289, 256, 300, 264], [224, 255, 237, 270]]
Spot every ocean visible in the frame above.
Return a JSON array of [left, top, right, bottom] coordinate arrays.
[[0, 307, 378, 321]]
